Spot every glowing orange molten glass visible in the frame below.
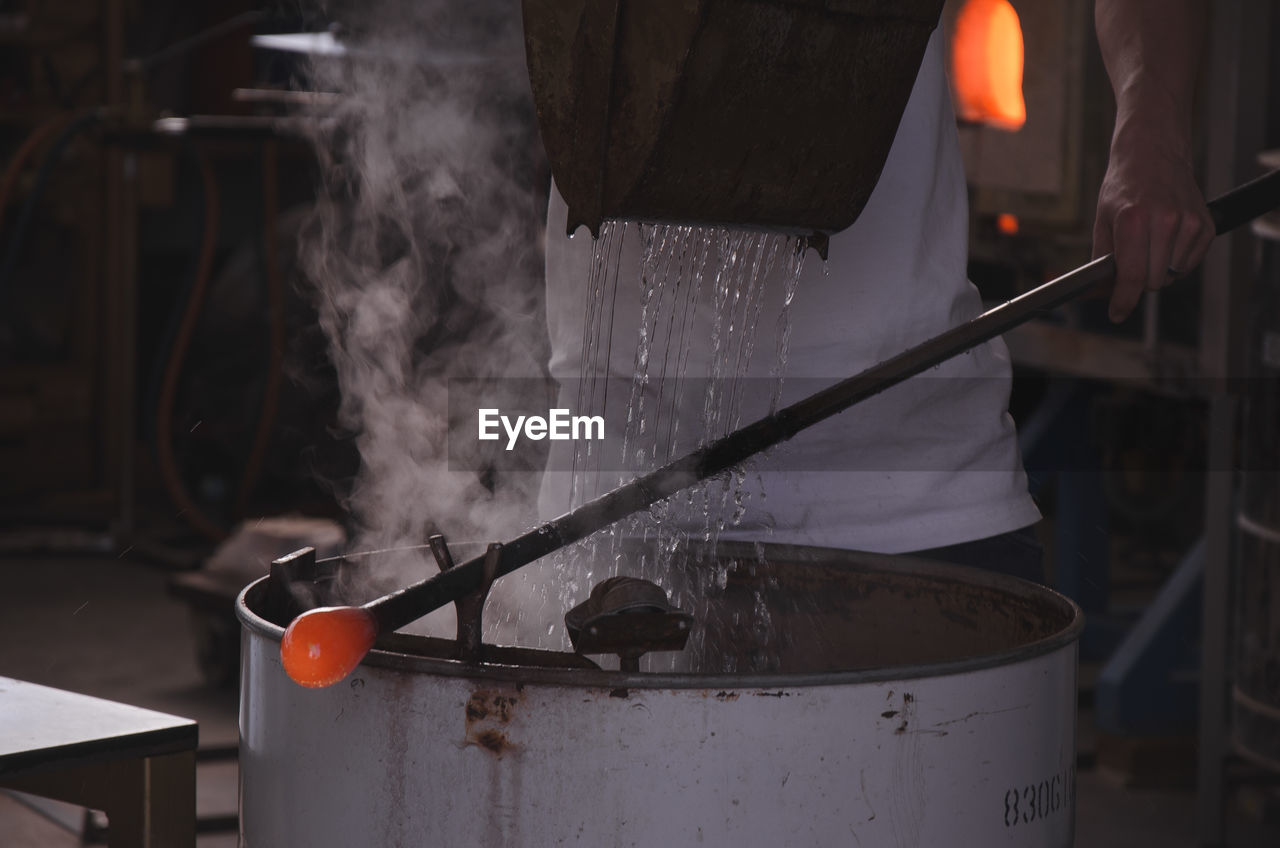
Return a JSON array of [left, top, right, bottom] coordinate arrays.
[[951, 0, 1026, 131], [281, 606, 378, 688]]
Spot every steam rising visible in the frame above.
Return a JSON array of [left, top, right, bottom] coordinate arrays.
[[297, 0, 549, 612], [292, 1, 801, 658]]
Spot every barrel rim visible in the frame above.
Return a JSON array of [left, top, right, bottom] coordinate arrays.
[[236, 540, 1083, 690]]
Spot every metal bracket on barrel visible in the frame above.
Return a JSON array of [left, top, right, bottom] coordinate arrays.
[[565, 577, 693, 673], [429, 535, 498, 664], [262, 547, 343, 626]]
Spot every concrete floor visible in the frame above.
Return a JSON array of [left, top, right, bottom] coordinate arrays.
[[0, 551, 1277, 847]]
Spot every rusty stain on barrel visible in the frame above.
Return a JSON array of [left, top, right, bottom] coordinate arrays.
[[471, 729, 514, 756], [465, 688, 522, 757]]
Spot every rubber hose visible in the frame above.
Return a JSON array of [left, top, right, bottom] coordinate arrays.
[[0, 114, 70, 232], [0, 110, 101, 293], [233, 139, 286, 516]]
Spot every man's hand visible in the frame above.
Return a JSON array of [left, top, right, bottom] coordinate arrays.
[[1093, 117, 1214, 323], [1094, 0, 1211, 323]]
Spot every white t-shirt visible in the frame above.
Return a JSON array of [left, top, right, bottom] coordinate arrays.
[[537, 30, 1040, 553]]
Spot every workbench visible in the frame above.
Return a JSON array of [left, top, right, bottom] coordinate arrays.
[[0, 676, 197, 847]]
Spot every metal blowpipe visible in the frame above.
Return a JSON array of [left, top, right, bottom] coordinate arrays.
[[280, 169, 1280, 688]]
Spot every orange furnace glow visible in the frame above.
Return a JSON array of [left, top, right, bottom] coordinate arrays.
[[951, 0, 1027, 131]]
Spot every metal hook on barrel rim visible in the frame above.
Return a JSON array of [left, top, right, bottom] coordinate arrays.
[[427, 534, 455, 572], [428, 535, 499, 664]]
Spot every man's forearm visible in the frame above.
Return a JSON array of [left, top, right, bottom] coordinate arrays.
[[1096, 0, 1207, 153], [1092, 0, 1214, 323]]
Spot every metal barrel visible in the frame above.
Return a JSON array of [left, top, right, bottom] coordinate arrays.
[[238, 541, 1081, 847], [1232, 208, 1280, 771]]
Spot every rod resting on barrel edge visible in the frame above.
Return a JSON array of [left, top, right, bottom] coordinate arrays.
[[364, 168, 1280, 641]]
